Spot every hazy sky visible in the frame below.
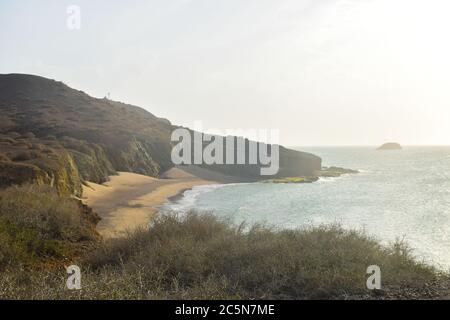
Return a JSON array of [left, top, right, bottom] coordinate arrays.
[[1, 0, 450, 146]]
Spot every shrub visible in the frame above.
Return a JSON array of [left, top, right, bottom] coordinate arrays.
[[0, 217, 66, 267], [83, 213, 440, 300], [22, 132, 36, 139], [11, 151, 41, 161], [0, 212, 444, 299], [0, 184, 97, 269], [30, 144, 44, 151]]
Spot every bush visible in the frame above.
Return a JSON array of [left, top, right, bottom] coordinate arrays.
[[11, 151, 41, 161], [0, 217, 66, 267], [30, 144, 44, 151], [0, 212, 445, 299], [0, 184, 97, 269], [82, 213, 439, 299], [22, 132, 36, 139]]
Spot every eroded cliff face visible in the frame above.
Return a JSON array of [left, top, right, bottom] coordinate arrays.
[[181, 137, 322, 181], [0, 133, 83, 196], [0, 74, 322, 195], [278, 146, 322, 177], [0, 161, 52, 188]]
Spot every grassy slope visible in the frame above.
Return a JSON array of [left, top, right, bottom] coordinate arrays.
[[0, 185, 99, 269], [0, 74, 322, 195], [0, 74, 174, 194], [0, 186, 446, 300]]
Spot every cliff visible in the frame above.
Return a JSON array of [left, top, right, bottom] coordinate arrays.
[[0, 74, 321, 195]]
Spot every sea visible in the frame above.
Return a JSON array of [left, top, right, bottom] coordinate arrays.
[[162, 146, 450, 270]]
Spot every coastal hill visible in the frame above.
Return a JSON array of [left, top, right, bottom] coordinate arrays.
[[0, 74, 321, 195], [377, 142, 402, 150]]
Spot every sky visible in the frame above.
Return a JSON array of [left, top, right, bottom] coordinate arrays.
[[1, 0, 450, 146]]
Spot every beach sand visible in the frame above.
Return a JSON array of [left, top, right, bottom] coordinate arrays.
[[82, 168, 216, 238]]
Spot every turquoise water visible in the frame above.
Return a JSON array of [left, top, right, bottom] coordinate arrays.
[[163, 147, 450, 269]]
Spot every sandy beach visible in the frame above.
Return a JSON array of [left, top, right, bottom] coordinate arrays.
[[82, 168, 216, 238]]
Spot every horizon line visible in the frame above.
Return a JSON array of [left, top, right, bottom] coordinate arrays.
[[289, 144, 450, 148]]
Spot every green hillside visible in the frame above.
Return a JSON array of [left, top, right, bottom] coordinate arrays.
[[0, 74, 321, 195]]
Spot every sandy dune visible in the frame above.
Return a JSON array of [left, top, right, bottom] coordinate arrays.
[[82, 169, 215, 238]]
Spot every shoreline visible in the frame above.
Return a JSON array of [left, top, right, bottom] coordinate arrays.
[[82, 170, 216, 238], [166, 187, 194, 203], [82, 166, 359, 238]]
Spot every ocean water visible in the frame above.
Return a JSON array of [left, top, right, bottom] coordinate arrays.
[[162, 147, 450, 269]]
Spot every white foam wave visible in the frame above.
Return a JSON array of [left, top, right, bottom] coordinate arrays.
[[318, 177, 337, 183], [161, 184, 226, 213]]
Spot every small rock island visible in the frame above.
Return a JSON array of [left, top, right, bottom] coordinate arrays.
[[377, 142, 402, 150]]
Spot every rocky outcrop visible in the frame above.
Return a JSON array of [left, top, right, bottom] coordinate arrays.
[[316, 166, 359, 177], [0, 161, 52, 188], [263, 177, 319, 184], [377, 143, 402, 150], [0, 133, 83, 196]]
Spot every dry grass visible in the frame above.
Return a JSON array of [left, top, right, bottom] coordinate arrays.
[[0, 184, 98, 269], [0, 212, 443, 299]]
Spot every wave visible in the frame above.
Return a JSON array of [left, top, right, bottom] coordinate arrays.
[[318, 177, 337, 183], [161, 184, 227, 213]]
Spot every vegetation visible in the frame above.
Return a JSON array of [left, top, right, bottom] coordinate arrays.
[[264, 176, 319, 183], [0, 202, 446, 299], [0, 74, 322, 195], [0, 133, 84, 196], [0, 185, 99, 270], [0, 73, 175, 194]]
